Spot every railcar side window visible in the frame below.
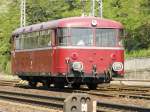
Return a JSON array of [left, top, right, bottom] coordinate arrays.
[[15, 29, 52, 50], [15, 38, 19, 49], [20, 36, 24, 49], [24, 37, 29, 49], [38, 30, 51, 47], [96, 29, 117, 47]]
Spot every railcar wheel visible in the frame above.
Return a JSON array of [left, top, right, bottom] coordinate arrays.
[[42, 81, 51, 88], [72, 83, 80, 89], [87, 83, 97, 90], [54, 83, 64, 89], [29, 81, 37, 87]]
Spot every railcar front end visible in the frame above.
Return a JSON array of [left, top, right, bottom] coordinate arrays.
[[54, 27, 124, 89]]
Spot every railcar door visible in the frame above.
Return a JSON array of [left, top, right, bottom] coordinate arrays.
[[11, 35, 16, 74], [50, 30, 56, 74]]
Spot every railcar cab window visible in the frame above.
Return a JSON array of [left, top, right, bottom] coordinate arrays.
[[56, 28, 122, 47], [57, 28, 69, 46], [15, 30, 52, 50], [118, 29, 124, 47], [57, 28, 93, 46], [71, 28, 93, 46], [96, 29, 117, 47]]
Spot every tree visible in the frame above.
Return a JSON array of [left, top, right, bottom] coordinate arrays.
[[26, 0, 82, 25], [0, 0, 19, 73]]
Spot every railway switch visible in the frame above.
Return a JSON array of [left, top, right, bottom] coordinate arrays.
[[64, 93, 96, 112]]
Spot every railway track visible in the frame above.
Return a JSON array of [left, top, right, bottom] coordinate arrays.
[[0, 79, 20, 86], [0, 79, 150, 111], [1, 79, 150, 101], [0, 90, 64, 109], [73, 85, 150, 101], [97, 101, 150, 112], [98, 85, 150, 92], [0, 90, 149, 112], [15, 80, 150, 101]]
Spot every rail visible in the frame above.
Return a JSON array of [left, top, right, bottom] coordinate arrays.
[[0, 79, 19, 86], [97, 101, 150, 112], [0, 90, 148, 111]]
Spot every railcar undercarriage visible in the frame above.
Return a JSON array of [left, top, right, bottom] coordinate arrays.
[[18, 70, 113, 90]]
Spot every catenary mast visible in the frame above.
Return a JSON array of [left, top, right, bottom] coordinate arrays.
[[97, 0, 103, 18], [91, 0, 95, 16], [91, 0, 103, 17], [20, 0, 26, 27]]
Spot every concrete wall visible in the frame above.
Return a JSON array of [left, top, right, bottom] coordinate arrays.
[[124, 57, 150, 80]]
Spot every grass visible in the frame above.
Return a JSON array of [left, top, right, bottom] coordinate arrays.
[[0, 55, 11, 74], [125, 48, 150, 59]]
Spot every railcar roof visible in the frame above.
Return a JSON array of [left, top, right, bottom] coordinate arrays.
[[13, 16, 123, 35]]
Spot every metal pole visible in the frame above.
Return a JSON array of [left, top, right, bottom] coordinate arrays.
[[81, 0, 86, 16], [24, 0, 26, 26], [97, 0, 103, 18], [20, 0, 26, 27], [20, 0, 23, 27], [93, 0, 95, 16], [91, 0, 95, 16]]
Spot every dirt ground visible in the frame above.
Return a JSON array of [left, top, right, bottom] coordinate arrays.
[[0, 73, 150, 111], [0, 100, 62, 112], [0, 73, 19, 81]]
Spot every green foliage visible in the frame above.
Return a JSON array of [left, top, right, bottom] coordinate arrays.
[[102, 0, 150, 55], [0, 55, 10, 72], [124, 23, 150, 51], [0, 0, 19, 73], [26, 0, 82, 24], [0, 0, 150, 74], [125, 49, 150, 59]]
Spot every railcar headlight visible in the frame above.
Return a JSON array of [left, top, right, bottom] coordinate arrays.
[[112, 62, 123, 71], [72, 62, 83, 72]]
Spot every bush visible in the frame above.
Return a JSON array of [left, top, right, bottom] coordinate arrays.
[[124, 22, 150, 51], [5, 61, 11, 74], [0, 55, 10, 74], [125, 48, 150, 59]]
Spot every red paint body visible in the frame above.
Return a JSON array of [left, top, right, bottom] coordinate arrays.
[[12, 48, 124, 75], [11, 17, 124, 87]]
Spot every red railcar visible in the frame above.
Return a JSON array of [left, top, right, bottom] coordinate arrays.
[[12, 17, 124, 89]]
